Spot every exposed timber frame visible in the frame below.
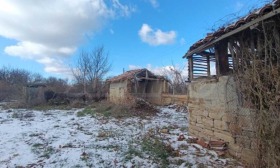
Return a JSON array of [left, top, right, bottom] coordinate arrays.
[[184, 5, 280, 81]]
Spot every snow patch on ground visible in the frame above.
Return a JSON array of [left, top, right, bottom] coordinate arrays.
[[0, 105, 243, 167]]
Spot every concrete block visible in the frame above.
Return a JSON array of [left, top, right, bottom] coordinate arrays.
[[189, 129, 199, 137], [209, 111, 224, 120], [198, 131, 212, 141], [192, 109, 204, 116], [189, 121, 196, 126], [195, 123, 204, 129], [203, 128, 214, 136], [214, 119, 228, 131], [202, 110, 209, 117], [189, 113, 197, 123], [196, 115, 203, 124], [190, 124, 203, 133], [202, 117, 213, 128], [214, 131, 235, 143]]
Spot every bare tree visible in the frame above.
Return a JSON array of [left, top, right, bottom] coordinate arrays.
[[45, 76, 68, 93], [88, 46, 111, 94], [72, 50, 90, 94], [162, 64, 188, 95], [72, 46, 111, 99], [29, 73, 45, 83]]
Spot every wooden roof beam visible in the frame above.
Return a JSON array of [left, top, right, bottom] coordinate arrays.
[[183, 7, 280, 58]]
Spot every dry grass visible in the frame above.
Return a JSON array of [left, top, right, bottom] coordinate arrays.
[[232, 19, 280, 167], [78, 99, 159, 119]]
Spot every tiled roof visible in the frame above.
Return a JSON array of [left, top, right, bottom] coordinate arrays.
[[109, 69, 145, 82], [108, 69, 145, 82], [108, 69, 166, 83], [185, 0, 280, 57]]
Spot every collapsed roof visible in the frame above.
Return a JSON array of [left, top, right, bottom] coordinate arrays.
[[108, 69, 165, 83]]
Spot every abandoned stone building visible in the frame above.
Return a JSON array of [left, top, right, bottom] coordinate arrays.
[[184, 0, 280, 164], [107, 69, 168, 105]]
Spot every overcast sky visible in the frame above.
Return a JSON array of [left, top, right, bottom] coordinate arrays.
[[0, 0, 268, 79]]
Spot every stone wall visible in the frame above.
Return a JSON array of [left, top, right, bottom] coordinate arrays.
[[188, 76, 256, 163], [145, 80, 168, 105], [109, 80, 168, 105], [161, 93, 188, 105], [109, 80, 128, 104]]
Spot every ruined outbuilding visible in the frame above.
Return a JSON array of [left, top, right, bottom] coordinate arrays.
[[107, 69, 168, 105], [25, 83, 47, 106], [184, 0, 280, 164]]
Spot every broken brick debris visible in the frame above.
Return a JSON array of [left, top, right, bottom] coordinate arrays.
[[187, 137, 228, 156], [177, 134, 185, 141]]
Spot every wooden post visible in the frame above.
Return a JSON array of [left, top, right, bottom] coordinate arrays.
[[215, 40, 229, 76], [250, 31, 255, 54], [188, 56, 193, 81], [257, 32, 262, 59], [207, 55, 210, 77], [215, 46, 220, 77]]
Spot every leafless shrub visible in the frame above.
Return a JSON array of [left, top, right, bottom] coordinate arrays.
[[232, 18, 280, 167], [0, 81, 11, 101]]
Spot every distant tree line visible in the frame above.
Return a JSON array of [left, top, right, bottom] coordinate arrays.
[[0, 66, 69, 102], [0, 46, 111, 105]]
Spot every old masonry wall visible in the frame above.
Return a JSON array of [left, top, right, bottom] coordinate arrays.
[[188, 76, 256, 163]]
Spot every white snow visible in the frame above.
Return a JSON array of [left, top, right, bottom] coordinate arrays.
[[0, 105, 243, 167]]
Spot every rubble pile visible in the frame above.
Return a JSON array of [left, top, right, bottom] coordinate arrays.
[[132, 98, 159, 114]]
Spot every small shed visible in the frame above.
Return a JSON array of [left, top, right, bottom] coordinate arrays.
[[25, 83, 47, 105], [107, 69, 168, 104]]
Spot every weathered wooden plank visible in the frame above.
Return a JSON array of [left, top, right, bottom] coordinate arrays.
[[207, 55, 210, 77], [193, 62, 208, 66]]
